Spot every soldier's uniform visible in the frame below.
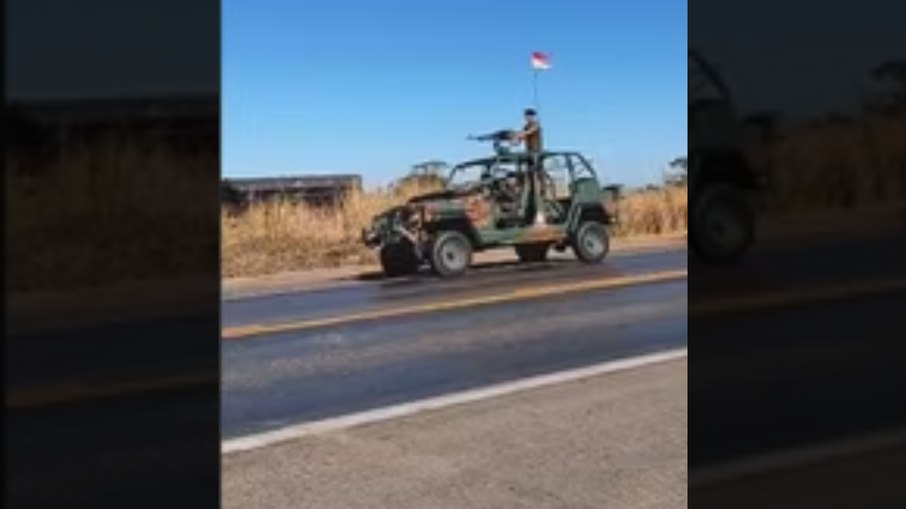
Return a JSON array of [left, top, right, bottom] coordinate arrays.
[[523, 117, 543, 154], [522, 112, 543, 177]]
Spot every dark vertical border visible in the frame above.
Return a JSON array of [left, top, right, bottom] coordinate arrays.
[[6, 1, 221, 507], [689, 1, 906, 507]]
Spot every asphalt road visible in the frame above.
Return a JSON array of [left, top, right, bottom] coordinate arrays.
[[221, 246, 687, 329], [7, 247, 687, 508], [6, 381, 219, 508], [689, 235, 906, 453], [9, 230, 906, 507], [222, 230, 906, 507], [688, 230, 906, 507], [223, 358, 688, 509], [221, 247, 687, 437], [222, 277, 687, 438]]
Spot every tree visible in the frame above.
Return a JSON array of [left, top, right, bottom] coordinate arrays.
[[666, 156, 688, 186], [869, 57, 906, 111], [669, 156, 688, 171], [397, 159, 449, 188], [872, 58, 906, 88]]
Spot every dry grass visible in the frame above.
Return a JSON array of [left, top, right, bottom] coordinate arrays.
[[11, 106, 903, 287], [221, 182, 688, 278], [7, 138, 218, 293], [613, 184, 688, 237], [222, 181, 444, 277], [747, 109, 906, 213], [223, 107, 906, 279]]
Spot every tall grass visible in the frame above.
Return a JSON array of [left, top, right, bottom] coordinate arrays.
[[221, 182, 688, 278], [11, 105, 903, 287], [222, 181, 446, 277], [223, 106, 906, 279], [613, 184, 688, 237], [7, 138, 218, 293], [747, 109, 906, 213]]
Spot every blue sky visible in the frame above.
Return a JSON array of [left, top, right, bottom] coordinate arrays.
[[691, 0, 906, 119], [223, 0, 687, 188]]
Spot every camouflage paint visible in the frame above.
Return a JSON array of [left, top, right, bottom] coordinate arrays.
[[363, 150, 613, 253], [421, 201, 465, 222], [477, 223, 567, 246], [463, 192, 496, 230]]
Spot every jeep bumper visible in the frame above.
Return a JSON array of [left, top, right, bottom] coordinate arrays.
[[361, 227, 381, 248]]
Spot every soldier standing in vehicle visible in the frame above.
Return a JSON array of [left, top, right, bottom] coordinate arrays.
[[513, 108, 547, 224], [514, 108, 543, 154], [514, 107, 544, 179]]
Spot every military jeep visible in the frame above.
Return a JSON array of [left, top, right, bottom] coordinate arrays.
[[362, 134, 617, 277], [689, 50, 769, 265]]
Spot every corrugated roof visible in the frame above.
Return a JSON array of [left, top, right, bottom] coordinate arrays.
[[223, 174, 361, 191], [7, 95, 217, 125]]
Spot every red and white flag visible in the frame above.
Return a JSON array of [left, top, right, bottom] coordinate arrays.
[[530, 51, 551, 70]]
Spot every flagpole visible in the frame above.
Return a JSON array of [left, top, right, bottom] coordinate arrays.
[[533, 69, 539, 112], [531, 64, 543, 226]]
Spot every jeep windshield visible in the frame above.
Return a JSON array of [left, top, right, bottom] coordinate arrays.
[[689, 50, 731, 103], [447, 157, 527, 190]]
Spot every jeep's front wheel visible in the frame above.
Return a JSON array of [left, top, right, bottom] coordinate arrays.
[[573, 221, 609, 263], [515, 242, 549, 263], [429, 230, 473, 278], [379, 241, 420, 277]]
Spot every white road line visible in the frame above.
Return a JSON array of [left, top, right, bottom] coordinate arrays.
[[692, 428, 906, 486], [222, 347, 688, 455]]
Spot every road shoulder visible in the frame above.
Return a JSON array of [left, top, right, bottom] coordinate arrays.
[[222, 357, 687, 509]]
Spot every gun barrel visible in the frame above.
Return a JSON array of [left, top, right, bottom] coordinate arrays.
[[469, 130, 513, 142]]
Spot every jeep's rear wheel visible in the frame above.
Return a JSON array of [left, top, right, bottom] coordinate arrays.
[[429, 230, 472, 278], [573, 221, 609, 263], [379, 240, 420, 277], [515, 242, 549, 263], [690, 183, 754, 265]]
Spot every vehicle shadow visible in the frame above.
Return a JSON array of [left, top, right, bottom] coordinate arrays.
[[353, 257, 579, 284]]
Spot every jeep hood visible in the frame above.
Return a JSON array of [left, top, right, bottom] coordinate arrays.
[[370, 187, 471, 224], [405, 188, 465, 203]]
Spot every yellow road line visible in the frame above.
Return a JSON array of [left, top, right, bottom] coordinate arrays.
[[9, 271, 686, 410], [691, 277, 906, 317], [12, 273, 905, 410], [7, 372, 216, 410], [222, 269, 689, 340]]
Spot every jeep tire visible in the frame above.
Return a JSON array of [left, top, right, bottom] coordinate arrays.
[[690, 183, 754, 265], [379, 240, 420, 277], [515, 242, 549, 263], [429, 230, 473, 278], [573, 221, 609, 263]]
